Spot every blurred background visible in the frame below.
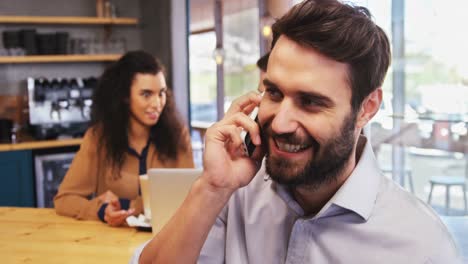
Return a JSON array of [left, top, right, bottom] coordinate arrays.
[[189, 0, 468, 217], [0, 0, 466, 217]]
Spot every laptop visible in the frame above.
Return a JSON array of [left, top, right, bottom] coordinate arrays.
[[147, 168, 203, 234]]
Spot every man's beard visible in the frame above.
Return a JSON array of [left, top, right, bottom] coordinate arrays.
[[264, 112, 357, 190]]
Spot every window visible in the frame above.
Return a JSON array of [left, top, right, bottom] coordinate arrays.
[[363, 0, 468, 216], [223, 7, 260, 109], [188, 0, 261, 167], [189, 0, 260, 124], [189, 32, 217, 124]]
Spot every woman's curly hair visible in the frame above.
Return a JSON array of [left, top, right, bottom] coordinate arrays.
[[90, 50, 188, 177]]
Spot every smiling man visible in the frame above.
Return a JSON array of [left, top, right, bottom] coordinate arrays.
[[136, 1, 460, 263]]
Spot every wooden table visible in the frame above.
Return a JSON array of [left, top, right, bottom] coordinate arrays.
[[0, 207, 153, 264]]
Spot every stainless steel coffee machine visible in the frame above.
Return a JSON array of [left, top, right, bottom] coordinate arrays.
[[27, 77, 97, 139]]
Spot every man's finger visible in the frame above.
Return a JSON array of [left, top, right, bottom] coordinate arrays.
[[241, 104, 257, 116], [225, 92, 262, 117], [222, 112, 261, 145]]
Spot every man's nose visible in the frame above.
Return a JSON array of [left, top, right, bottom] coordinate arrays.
[[270, 99, 298, 134]]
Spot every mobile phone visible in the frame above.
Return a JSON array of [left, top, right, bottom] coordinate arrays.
[[240, 106, 260, 157], [136, 225, 152, 232]]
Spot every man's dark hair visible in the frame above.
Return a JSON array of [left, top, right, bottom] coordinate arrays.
[[271, 0, 391, 112], [91, 50, 188, 177], [256, 52, 270, 72]]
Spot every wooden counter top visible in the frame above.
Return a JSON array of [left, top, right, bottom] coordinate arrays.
[[0, 138, 82, 152], [0, 207, 153, 264]]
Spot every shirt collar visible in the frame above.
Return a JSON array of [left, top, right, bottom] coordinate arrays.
[[322, 136, 381, 221], [127, 138, 151, 159], [269, 136, 381, 221]]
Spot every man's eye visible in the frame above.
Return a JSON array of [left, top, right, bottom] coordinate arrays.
[[301, 97, 315, 106], [300, 96, 324, 109], [266, 87, 282, 101]]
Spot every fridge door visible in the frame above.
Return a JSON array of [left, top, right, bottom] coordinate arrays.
[[34, 152, 75, 208]]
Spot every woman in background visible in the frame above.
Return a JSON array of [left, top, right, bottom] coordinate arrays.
[[54, 50, 194, 226]]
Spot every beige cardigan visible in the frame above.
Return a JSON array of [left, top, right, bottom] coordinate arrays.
[[54, 127, 194, 221]]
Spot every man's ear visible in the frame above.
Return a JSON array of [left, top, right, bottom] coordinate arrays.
[[356, 88, 382, 129]]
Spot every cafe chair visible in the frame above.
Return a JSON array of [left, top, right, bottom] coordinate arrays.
[[427, 161, 468, 215]]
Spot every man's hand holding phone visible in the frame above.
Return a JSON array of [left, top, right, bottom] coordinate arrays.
[[139, 91, 264, 264], [201, 91, 264, 195], [240, 92, 263, 157]]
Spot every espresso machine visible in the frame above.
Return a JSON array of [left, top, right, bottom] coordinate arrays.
[[27, 77, 97, 139]]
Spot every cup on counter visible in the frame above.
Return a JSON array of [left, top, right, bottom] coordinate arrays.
[[139, 174, 152, 220]]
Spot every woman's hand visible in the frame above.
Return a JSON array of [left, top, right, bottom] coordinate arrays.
[[98, 190, 135, 227], [104, 199, 134, 227]]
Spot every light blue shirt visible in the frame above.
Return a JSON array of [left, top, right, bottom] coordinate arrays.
[[198, 137, 460, 263], [130, 137, 461, 263]]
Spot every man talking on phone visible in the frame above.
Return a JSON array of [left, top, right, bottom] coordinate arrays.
[[136, 1, 460, 263]]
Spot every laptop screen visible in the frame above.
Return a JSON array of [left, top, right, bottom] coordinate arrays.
[[147, 168, 203, 234]]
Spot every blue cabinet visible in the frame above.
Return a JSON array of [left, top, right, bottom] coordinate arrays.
[[0, 150, 35, 206]]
